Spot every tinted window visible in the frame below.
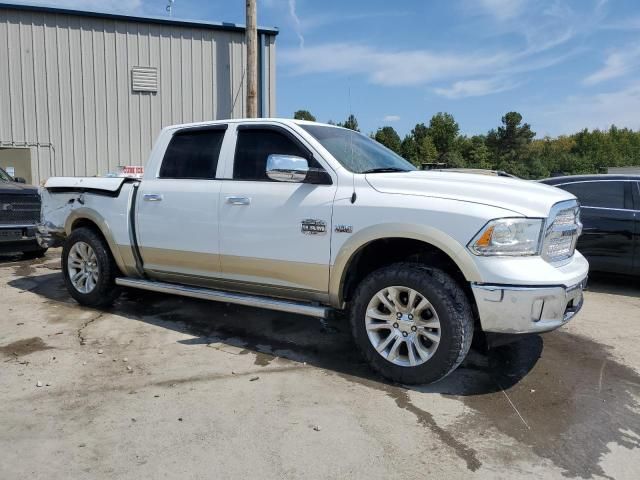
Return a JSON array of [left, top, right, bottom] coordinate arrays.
[[561, 181, 625, 209], [159, 129, 225, 179], [233, 128, 310, 181]]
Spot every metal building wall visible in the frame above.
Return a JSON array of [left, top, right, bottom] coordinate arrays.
[[0, 6, 277, 183]]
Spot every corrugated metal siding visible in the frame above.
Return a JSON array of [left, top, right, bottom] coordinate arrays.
[[0, 7, 276, 183]]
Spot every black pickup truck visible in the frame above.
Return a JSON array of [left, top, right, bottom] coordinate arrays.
[[0, 167, 47, 258]]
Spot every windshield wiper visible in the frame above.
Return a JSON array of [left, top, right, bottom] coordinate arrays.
[[361, 167, 410, 174]]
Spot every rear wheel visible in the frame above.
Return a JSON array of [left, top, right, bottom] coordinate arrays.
[[349, 263, 473, 385], [62, 227, 119, 308]]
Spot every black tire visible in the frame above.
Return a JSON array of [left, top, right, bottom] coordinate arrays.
[[349, 262, 474, 385], [22, 248, 48, 259], [62, 227, 120, 308]]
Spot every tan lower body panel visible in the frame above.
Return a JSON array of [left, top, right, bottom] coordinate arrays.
[[138, 247, 221, 277], [146, 270, 329, 304], [219, 254, 328, 293], [135, 247, 329, 303], [116, 245, 140, 277]]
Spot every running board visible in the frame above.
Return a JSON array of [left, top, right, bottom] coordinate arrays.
[[115, 277, 329, 318]]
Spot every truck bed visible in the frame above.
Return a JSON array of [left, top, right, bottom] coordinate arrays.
[[39, 177, 140, 275]]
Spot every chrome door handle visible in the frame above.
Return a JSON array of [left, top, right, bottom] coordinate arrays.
[[226, 196, 251, 205], [143, 194, 163, 202]]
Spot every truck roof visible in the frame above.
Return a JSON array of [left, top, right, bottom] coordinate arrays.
[[162, 118, 344, 131]]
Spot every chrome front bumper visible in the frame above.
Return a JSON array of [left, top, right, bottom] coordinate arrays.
[[471, 276, 587, 334]]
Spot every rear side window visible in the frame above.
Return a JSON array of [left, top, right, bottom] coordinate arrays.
[[159, 128, 225, 179], [233, 128, 310, 181], [561, 181, 625, 209]]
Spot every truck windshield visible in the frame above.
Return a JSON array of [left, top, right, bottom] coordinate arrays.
[[300, 124, 416, 174], [0, 168, 12, 182]]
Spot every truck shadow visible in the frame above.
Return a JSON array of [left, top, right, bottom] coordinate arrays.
[[8, 271, 540, 396]]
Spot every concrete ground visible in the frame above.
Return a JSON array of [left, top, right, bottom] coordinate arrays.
[[0, 249, 638, 480]]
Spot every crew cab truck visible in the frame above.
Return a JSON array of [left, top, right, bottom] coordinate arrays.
[[39, 119, 588, 385]]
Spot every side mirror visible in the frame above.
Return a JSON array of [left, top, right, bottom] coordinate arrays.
[[14, 177, 26, 184], [266, 154, 309, 182]]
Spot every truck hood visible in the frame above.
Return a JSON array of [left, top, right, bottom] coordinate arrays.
[[0, 180, 38, 195], [365, 171, 574, 218]]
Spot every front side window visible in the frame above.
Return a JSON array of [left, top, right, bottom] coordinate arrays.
[[562, 181, 625, 209], [300, 124, 415, 174], [159, 128, 225, 179], [233, 128, 313, 181]]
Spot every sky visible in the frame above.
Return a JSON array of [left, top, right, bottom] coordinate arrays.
[[16, 0, 640, 137]]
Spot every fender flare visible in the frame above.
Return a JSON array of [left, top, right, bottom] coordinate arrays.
[[64, 207, 132, 276], [328, 223, 482, 307]]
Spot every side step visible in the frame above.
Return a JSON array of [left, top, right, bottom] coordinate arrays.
[[115, 277, 330, 319]]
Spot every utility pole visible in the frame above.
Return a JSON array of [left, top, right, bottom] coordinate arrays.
[[246, 0, 258, 118]]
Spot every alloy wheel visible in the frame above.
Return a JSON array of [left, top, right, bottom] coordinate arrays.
[[67, 241, 99, 294], [365, 286, 441, 367]]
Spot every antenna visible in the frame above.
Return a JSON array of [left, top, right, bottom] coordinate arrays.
[[348, 79, 357, 203], [166, 0, 175, 17]]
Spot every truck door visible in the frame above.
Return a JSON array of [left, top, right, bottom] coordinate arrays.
[[217, 124, 337, 298], [135, 125, 228, 278]]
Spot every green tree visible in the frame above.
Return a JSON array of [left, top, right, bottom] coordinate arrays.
[[487, 112, 535, 158], [293, 110, 316, 122], [428, 112, 460, 157], [401, 135, 419, 165], [373, 126, 402, 154], [338, 114, 360, 132], [461, 135, 492, 169], [411, 123, 429, 145], [417, 135, 438, 163]]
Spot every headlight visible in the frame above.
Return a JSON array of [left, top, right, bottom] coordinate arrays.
[[468, 218, 543, 256]]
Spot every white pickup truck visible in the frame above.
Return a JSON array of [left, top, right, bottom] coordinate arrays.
[[38, 119, 588, 384]]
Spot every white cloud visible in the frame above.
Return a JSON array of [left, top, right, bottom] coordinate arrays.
[[533, 82, 640, 135], [600, 17, 640, 30], [280, 41, 572, 96], [583, 46, 640, 85], [288, 0, 304, 48], [434, 78, 517, 99], [383, 115, 400, 122], [281, 43, 515, 87], [474, 0, 526, 21]]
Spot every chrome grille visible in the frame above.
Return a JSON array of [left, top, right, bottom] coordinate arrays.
[[542, 200, 581, 263], [0, 194, 41, 225]]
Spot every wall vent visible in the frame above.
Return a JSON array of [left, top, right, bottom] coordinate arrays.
[[131, 66, 158, 93]]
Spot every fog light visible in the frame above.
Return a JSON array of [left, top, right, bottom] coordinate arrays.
[[532, 299, 544, 322]]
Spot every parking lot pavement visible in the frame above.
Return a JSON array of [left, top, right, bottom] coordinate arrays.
[[0, 250, 638, 480]]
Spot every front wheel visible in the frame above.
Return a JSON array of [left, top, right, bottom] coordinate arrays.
[[349, 263, 474, 385], [62, 227, 120, 308]]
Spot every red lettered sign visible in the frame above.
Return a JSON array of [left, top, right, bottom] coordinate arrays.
[[119, 166, 144, 178]]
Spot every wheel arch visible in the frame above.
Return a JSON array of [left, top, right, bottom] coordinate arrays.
[[329, 223, 482, 308], [64, 208, 127, 275]]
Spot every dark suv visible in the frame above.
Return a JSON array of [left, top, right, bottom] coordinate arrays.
[[0, 167, 47, 258], [541, 174, 639, 276]]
